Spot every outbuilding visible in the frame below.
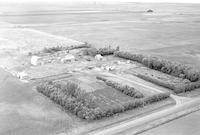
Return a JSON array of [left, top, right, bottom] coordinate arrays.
[[31, 56, 41, 66]]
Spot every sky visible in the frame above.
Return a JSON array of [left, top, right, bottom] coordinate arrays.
[[0, 0, 200, 3]]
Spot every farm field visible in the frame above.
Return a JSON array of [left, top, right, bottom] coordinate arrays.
[[0, 2, 200, 135], [1, 3, 200, 69], [0, 3, 200, 52], [140, 110, 200, 135]]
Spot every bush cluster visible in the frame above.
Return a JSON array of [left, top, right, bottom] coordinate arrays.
[[37, 81, 103, 120], [82, 48, 98, 56], [37, 81, 170, 120], [96, 76, 144, 98], [175, 81, 200, 93], [42, 44, 91, 54], [83, 45, 119, 56], [137, 74, 200, 93], [43, 46, 64, 53], [137, 74, 178, 92], [97, 45, 120, 56], [114, 51, 200, 82]]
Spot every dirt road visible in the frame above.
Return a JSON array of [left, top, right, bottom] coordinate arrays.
[[87, 72, 200, 135]]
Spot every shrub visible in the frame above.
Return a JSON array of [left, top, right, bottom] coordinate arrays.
[[96, 76, 144, 98], [144, 92, 170, 104], [97, 45, 120, 56], [114, 51, 200, 82], [40, 44, 91, 54], [42, 46, 64, 53], [82, 48, 98, 56], [137, 74, 200, 94], [82, 45, 120, 56]]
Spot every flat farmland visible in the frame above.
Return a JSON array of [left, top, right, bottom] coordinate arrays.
[[1, 3, 199, 68], [1, 3, 199, 53], [0, 28, 83, 53], [92, 88, 133, 110], [1, 3, 200, 67], [144, 44, 200, 68], [0, 2, 199, 135]]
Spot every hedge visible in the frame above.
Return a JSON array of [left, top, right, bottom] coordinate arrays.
[[36, 81, 102, 120], [137, 74, 200, 93], [114, 51, 200, 82], [96, 76, 144, 98], [37, 81, 170, 120], [83, 46, 119, 56], [45, 44, 90, 53]]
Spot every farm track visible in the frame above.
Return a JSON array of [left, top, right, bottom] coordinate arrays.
[[85, 72, 200, 135], [30, 72, 72, 83], [99, 72, 192, 105]]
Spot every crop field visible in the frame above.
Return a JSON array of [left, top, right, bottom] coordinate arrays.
[[2, 3, 198, 53], [0, 28, 83, 53], [92, 88, 134, 110], [144, 44, 200, 68]]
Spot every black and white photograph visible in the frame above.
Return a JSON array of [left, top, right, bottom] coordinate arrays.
[[0, 0, 200, 135]]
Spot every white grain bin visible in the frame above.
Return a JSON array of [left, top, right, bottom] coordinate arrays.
[[31, 56, 41, 66], [17, 71, 28, 80], [95, 54, 103, 61], [105, 66, 115, 71]]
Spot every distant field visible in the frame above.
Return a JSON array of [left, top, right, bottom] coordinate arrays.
[[1, 3, 199, 67], [1, 3, 200, 53], [144, 44, 200, 68], [0, 28, 83, 53]]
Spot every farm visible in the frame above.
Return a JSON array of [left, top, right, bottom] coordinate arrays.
[[1, 3, 200, 134], [0, 28, 199, 123]]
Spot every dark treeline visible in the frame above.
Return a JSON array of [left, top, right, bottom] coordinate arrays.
[[42, 44, 91, 54], [137, 74, 200, 93], [82, 45, 119, 56], [114, 51, 200, 82]]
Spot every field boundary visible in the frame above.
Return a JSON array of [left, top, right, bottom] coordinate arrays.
[[127, 103, 200, 135], [87, 97, 200, 135]]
